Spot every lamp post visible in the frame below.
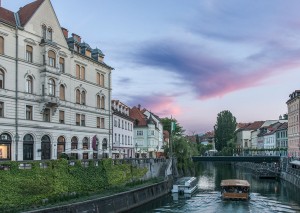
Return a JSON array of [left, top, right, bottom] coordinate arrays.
[[156, 145, 159, 158], [135, 143, 138, 158]]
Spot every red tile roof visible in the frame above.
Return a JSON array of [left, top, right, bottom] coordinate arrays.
[[18, 0, 44, 26], [0, 7, 16, 26], [244, 121, 264, 131], [129, 106, 147, 126]]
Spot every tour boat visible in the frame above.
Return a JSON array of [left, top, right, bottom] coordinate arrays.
[[220, 179, 250, 200], [171, 177, 198, 194]]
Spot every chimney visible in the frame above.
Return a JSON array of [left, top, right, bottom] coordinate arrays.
[[61, 27, 68, 38], [72, 33, 81, 43]]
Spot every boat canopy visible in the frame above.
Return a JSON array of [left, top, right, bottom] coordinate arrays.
[[290, 160, 300, 167], [221, 179, 250, 187]]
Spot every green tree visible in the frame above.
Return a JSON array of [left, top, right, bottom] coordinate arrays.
[[214, 110, 237, 151], [161, 117, 185, 136]]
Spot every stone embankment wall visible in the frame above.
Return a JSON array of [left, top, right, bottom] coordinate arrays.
[[26, 180, 173, 213], [235, 157, 300, 189], [25, 159, 172, 213]]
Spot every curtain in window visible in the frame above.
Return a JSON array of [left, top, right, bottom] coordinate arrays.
[[59, 85, 65, 100]]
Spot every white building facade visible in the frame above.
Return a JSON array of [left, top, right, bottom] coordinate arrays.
[[111, 100, 134, 159], [0, 0, 113, 161]]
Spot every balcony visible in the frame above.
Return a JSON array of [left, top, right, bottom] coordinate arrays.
[[39, 95, 60, 115]]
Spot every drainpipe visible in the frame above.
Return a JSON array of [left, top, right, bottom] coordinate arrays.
[[14, 14, 20, 161], [108, 70, 112, 158]]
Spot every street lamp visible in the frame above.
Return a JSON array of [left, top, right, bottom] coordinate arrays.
[[156, 145, 159, 158], [135, 143, 138, 158]]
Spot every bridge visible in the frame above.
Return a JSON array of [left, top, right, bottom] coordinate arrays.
[[192, 156, 281, 163]]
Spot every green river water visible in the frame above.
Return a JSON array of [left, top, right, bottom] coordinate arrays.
[[129, 163, 300, 213]]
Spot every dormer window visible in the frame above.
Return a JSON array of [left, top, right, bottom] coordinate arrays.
[[86, 50, 91, 57]]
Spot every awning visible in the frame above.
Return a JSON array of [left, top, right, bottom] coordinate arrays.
[[290, 160, 300, 166]]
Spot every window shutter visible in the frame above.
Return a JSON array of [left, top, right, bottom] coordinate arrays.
[[48, 50, 55, 58], [81, 66, 85, 80], [26, 45, 33, 52]]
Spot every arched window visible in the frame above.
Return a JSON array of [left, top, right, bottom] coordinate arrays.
[[0, 69, 5, 89], [81, 91, 86, 105], [80, 66, 85, 80], [48, 27, 52, 41], [97, 95, 100, 108], [41, 135, 51, 160], [23, 134, 34, 160], [83, 137, 89, 149], [48, 79, 55, 96], [76, 64, 80, 79], [59, 84, 65, 100], [100, 74, 104, 87], [71, 136, 78, 159], [101, 96, 105, 109], [57, 136, 65, 158], [42, 25, 47, 39], [0, 36, 4, 54], [26, 76, 33, 93], [0, 133, 11, 160], [48, 50, 56, 67], [76, 89, 80, 104]]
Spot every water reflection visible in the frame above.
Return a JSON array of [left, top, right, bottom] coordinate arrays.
[[129, 163, 300, 213]]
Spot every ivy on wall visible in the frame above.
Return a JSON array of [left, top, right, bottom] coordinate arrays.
[[0, 159, 147, 212]]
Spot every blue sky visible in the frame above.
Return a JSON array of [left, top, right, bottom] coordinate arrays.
[[3, 0, 300, 134]]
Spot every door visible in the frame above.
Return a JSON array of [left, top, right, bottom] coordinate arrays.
[[23, 144, 33, 160], [41, 142, 51, 160]]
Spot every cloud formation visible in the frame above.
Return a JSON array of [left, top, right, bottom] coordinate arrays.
[[130, 0, 300, 100], [126, 93, 181, 117]]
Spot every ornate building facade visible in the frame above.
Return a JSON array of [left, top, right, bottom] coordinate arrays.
[[0, 0, 113, 161]]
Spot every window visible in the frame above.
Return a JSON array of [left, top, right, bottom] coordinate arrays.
[[97, 95, 100, 108], [96, 73, 100, 85], [122, 120, 124, 129], [23, 134, 34, 160], [81, 114, 85, 126], [101, 96, 105, 109], [76, 114, 80, 126], [42, 25, 47, 39], [48, 79, 55, 96], [100, 74, 104, 87], [48, 28, 52, 41], [150, 130, 154, 135], [0, 69, 4, 88], [76, 89, 80, 104], [0, 36, 4, 54], [26, 105, 33, 120], [43, 108, 50, 122], [137, 130, 143, 136], [26, 76, 33, 94], [80, 67, 85, 80], [97, 117, 100, 128], [26, 45, 33, 62], [0, 102, 3, 117], [48, 50, 56, 67], [59, 85, 65, 100], [101, 118, 105, 129], [81, 91, 86, 105], [83, 137, 89, 149], [59, 57, 65, 73], [76, 65, 80, 79], [114, 118, 117, 127], [57, 136, 65, 157], [59, 110, 64, 124]]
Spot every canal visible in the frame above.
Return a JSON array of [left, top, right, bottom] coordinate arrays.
[[129, 162, 300, 213]]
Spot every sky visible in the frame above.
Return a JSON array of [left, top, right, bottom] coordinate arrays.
[[3, 0, 300, 134]]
